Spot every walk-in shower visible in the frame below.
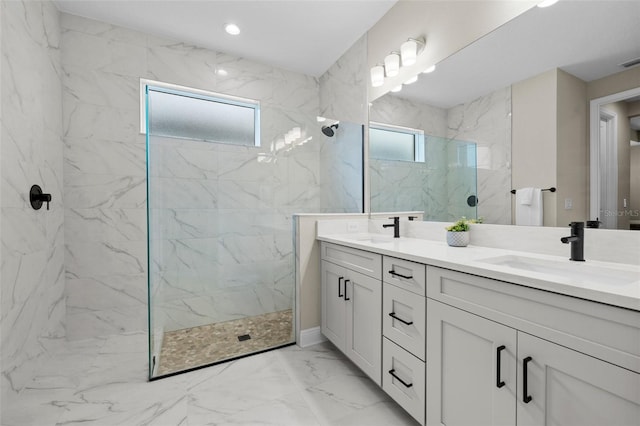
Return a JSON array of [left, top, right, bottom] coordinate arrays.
[[145, 82, 296, 378]]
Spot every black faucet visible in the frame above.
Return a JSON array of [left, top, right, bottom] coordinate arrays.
[[561, 221, 585, 262], [383, 216, 400, 238]]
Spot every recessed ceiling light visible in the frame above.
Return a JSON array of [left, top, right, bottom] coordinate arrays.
[[537, 0, 558, 8], [224, 23, 240, 35], [422, 65, 436, 74]]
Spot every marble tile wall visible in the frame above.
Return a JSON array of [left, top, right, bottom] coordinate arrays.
[[60, 13, 359, 340], [447, 86, 512, 224], [319, 35, 368, 126], [319, 121, 364, 213], [62, 10, 366, 339], [1, 0, 65, 400], [369, 94, 449, 220], [369, 87, 511, 224]]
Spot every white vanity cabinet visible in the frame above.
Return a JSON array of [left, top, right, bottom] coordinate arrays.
[[426, 266, 640, 426], [320, 242, 382, 385]]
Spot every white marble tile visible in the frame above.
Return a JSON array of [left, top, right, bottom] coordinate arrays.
[[64, 137, 145, 177], [66, 306, 147, 340], [64, 172, 146, 209], [62, 27, 147, 77], [66, 274, 146, 311], [65, 208, 146, 243], [65, 240, 146, 279], [319, 35, 367, 125]]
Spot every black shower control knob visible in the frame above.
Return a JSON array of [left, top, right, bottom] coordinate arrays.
[[29, 185, 52, 210]]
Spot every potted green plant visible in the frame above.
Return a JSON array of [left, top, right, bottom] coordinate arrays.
[[445, 217, 481, 247]]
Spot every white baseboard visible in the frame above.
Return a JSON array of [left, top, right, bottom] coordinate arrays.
[[298, 327, 327, 348]]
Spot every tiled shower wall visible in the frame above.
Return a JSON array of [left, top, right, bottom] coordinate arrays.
[[369, 87, 511, 223], [447, 86, 512, 224], [1, 1, 65, 398], [60, 13, 361, 340], [369, 93, 449, 218]]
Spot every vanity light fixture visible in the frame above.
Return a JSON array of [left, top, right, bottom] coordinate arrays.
[[384, 52, 401, 77], [422, 64, 436, 74], [391, 85, 402, 93], [224, 23, 241, 35], [371, 64, 385, 87], [537, 0, 558, 7], [404, 75, 418, 85], [400, 38, 425, 66]]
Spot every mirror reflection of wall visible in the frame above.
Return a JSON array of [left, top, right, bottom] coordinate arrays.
[[368, 1, 640, 230], [369, 86, 508, 224]]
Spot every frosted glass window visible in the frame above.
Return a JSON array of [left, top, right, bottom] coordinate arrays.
[[143, 81, 260, 147], [370, 124, 424, 162]]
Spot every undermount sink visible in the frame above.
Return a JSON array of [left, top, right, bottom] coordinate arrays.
[[350, 234, 395, 244], [478, 255, 639, 285]]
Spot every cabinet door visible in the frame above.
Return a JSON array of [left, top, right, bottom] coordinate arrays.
[[517, 332, 640, 426], [426, 299, 517, 426], [321, 260, 346, 351], [345, 269, 382, 385]]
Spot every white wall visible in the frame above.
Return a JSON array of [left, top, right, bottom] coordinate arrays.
[[1, 0, 65, 404]]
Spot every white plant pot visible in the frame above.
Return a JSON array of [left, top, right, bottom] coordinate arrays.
[[446, 231, 469, 247]]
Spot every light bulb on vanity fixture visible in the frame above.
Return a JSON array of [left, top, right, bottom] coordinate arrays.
[[384, 52, 400, 77], [371, 64, 385, 87], [422, 64, 436, 74], [224, 23, 240, 35], [400, 38, 425, 66], [404, 75, 418, 85]]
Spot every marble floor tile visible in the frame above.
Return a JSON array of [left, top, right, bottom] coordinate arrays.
[[2, 334, 418, 426]]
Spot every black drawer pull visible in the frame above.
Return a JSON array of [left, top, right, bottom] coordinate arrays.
[[523, 356, 533, 403], [388, 270, 413, 280], [344, 279, 351, 301], [496, 345, 506, 388], [388, 369, 413, 388], [388, 312, 413, 325], [337, 276, 344, 298]]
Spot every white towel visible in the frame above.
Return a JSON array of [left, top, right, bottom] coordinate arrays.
[[515, 188, 543, 226], [516, 187, 534, 205]]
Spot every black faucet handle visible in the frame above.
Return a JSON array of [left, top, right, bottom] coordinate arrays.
[[408, 216, 418, 221]]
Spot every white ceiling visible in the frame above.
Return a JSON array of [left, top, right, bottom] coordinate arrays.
[[394, 0, 640, 108], [53, 0, 397, 77]]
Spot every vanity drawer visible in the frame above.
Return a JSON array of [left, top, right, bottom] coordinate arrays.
[[383, 283, 426, 360], [382, 337, 425, 425], [383, 256, 426, 296], [426, 266, 640, 373], [321, 242, 381, 279]]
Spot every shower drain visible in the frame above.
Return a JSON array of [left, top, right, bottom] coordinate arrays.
[[237, 334, 251, 342]]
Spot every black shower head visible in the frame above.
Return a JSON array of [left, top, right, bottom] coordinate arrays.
[[321, 123, 339, 137]]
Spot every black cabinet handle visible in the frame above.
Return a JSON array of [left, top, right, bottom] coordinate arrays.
[[344, 279, 350, 301], [388, 312, 413, 325], [388, 270, 413, 280], [523, 356, 533, 403], [337, 277, 344, 298], [388, 369, 413, 388], [496, 345, 506, 388]]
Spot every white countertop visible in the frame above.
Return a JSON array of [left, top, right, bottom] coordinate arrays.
[[317, 233, 640, 311]]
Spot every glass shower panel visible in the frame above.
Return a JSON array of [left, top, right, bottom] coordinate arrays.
[[369, 133, 477, 221], [146, 86, 295, 379], [446, 139, 478, 220]]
